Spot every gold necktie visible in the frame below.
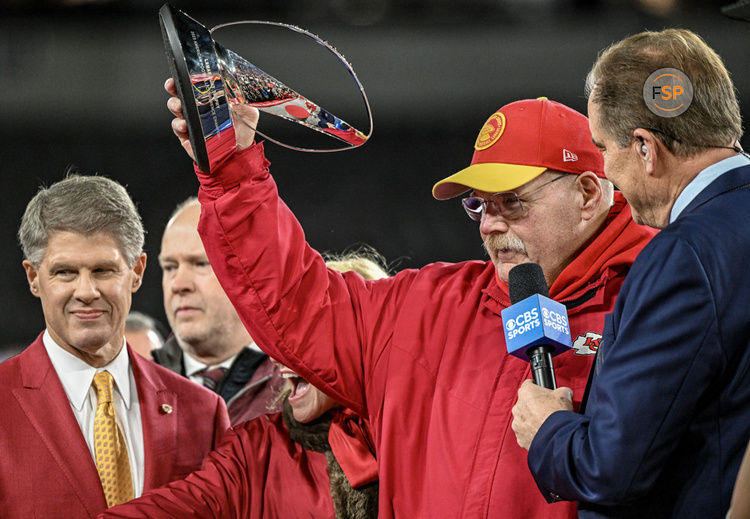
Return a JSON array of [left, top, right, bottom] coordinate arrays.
[[92, 370, 134, 507]]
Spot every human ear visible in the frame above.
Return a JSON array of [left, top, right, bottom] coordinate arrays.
[[576, 172, 603, 221], [131, 253, 147, 292], [632, 128, 659, 176], [23, 260, 41, 297]]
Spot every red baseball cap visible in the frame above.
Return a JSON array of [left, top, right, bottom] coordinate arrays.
[[432, 98, 605, 200]]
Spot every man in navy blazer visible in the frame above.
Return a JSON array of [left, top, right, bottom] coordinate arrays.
[[0, 174, 230, 518], [512, 29, 750, 518]]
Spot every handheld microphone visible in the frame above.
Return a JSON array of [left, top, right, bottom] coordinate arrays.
[[502, 263, 572, 389]]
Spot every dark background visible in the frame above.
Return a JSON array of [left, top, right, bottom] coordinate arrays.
[[2, 0, 749, 356]]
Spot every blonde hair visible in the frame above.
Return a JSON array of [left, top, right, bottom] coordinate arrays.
[[324, 246, 390, 280]]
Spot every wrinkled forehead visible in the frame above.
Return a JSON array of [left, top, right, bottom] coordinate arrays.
[[160, 217, 205, 255], [42, 230, 126, 263]]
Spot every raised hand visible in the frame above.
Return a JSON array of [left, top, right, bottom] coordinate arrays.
[[164, 77, 260, 161]]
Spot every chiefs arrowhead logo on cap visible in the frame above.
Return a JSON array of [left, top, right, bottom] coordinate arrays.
[[475, 111, 506, 151]]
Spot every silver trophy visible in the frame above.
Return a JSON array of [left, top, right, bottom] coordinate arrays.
[[159, 4, 372, 173]]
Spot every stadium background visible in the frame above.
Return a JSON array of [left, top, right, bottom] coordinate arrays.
[[1, 0, 748, 354]]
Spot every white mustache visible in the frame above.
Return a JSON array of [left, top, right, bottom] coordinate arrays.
[[483, 233, 527, 255]]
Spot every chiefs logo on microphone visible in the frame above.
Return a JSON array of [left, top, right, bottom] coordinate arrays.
[[572, 332, 602, 355]]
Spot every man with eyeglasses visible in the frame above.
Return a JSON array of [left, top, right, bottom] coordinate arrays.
[[163, 84, 656, 518]]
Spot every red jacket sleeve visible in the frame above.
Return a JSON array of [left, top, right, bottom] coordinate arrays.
[[99, 427, 252, 519], [212, 394, 231, 447], [194, 138, 415, 417], [99, 415, 334, 519]]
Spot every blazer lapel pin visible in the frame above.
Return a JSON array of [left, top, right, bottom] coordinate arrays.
[[160, 403, 173, 414]]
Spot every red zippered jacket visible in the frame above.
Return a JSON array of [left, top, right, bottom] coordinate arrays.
[[100, 412, 335, 518], [193, 135, 656, 518]]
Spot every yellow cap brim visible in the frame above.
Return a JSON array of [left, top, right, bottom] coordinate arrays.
[[432, 163, 548, 200]]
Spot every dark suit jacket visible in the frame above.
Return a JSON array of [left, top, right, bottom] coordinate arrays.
[[529, 164, 750, 518], [0, 334, 230, 518]]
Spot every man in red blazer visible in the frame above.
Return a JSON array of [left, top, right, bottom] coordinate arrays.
[[0, 174, 230, 518]]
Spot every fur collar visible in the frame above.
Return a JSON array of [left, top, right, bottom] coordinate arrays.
[[282, 400, 379, 519]]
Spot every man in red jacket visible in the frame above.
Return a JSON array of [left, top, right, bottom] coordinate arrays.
[[0, 174, 230, 518], [165, 86, 656, 518]]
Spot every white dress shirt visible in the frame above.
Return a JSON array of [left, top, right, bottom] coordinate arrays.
[[43, 330, 145, 497]]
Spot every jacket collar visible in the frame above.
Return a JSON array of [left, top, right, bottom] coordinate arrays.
[[678, 164, 750, 219], [482, 193, 656, 313], [128, 345, 179, 490], [15, 335, 107, 515]]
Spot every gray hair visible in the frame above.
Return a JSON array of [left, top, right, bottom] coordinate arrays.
[[125, 311, 165, 342], [545, 170, 615, 209], [18, 174, 145, 267]]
